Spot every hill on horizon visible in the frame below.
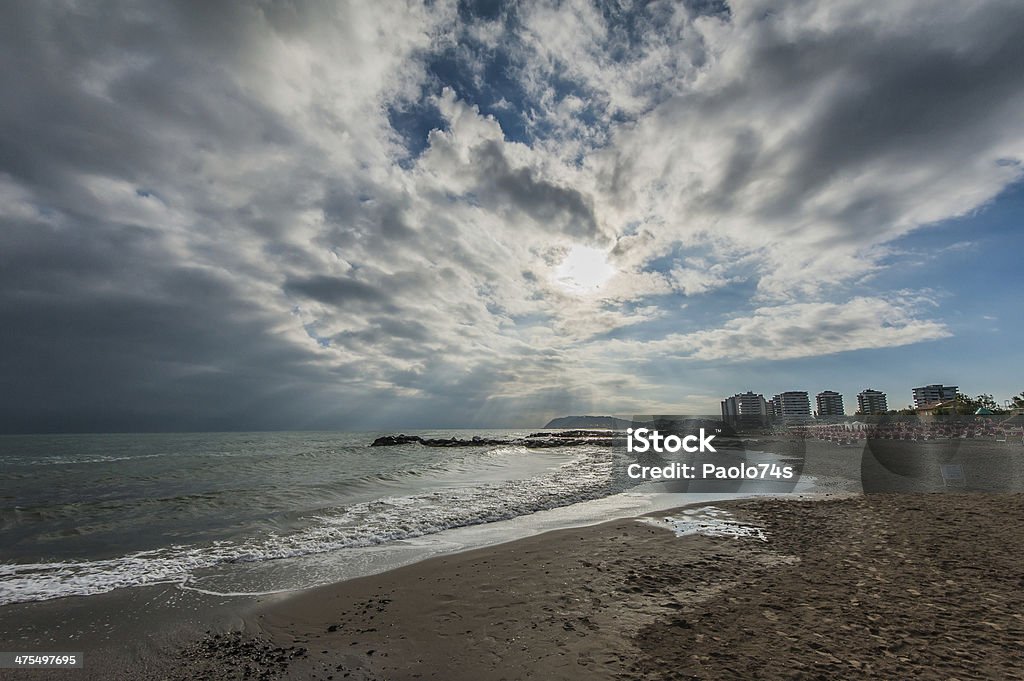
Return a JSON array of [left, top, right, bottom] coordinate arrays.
[[542, 415, 636, 429]]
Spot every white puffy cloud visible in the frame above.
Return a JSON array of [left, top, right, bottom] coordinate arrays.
[[586, 0, 1024, 298], [601, 297, 951, 362]]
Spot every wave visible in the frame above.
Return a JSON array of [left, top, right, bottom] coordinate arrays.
[[0, 447, 634, 606]]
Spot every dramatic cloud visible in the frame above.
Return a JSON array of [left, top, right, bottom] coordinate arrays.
[[606, 297, 951, 362], [1, 0, 1022, 431]]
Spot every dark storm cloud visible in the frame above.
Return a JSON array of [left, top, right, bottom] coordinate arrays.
[[0, 1, 425, 432], [646, 0, 1024, 238], [471, 139, 601, 240], [283, 275, 392, 307], [0, 3, 295, 200], [0, 216, 350, 433], [320, 187, 420, 248], [758, 8, 1024, 227], [330, 317, 433, 350]]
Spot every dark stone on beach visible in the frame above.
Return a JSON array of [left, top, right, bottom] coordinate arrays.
[[172, 630, 310, 681]]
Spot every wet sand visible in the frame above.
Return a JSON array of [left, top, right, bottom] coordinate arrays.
[[155, 492, 1024, 680]]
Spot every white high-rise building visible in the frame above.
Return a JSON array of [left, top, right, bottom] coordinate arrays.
[[815, 391, 845, 417], [721, 391, 768, 425], [772, 391, 812, 420], [856, 389, 888, 414], [912, 384, 958, 408]]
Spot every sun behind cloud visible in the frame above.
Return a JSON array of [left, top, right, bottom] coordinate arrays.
[[553, 245, 617, 294]]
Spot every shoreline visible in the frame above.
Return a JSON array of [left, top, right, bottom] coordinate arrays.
[[214, 492, 1024, 681], [10, 432, 1010, 610], [0, 438, 824, 609], [173, 492, 841, 681], [7, 490, 1023, 680], [0, 490, 832, 680]]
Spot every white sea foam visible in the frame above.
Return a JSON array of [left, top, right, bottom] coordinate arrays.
[[640, 505, 768, 541], [0, 446, 629, 605]]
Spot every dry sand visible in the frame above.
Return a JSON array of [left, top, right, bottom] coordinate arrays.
[[152, 493, 1024, 681]]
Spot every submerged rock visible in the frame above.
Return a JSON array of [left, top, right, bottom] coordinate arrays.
[[370, 434, 424, 446]]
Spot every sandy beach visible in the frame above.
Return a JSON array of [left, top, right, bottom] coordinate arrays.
[[93, 491, 1019, 680]]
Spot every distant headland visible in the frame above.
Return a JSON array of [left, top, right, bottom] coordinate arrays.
[[542, 415, 637, 429]]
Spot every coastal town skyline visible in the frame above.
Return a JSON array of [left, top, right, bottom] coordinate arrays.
[[722, 383, 1018, 419]]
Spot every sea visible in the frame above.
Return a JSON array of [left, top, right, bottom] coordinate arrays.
[[0, 430, 810, 607]]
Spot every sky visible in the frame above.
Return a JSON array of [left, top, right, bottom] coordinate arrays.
[[2, 0, 1023, 433]]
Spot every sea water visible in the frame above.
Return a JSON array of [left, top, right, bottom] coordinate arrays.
[[0, 431, 813, 605]]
